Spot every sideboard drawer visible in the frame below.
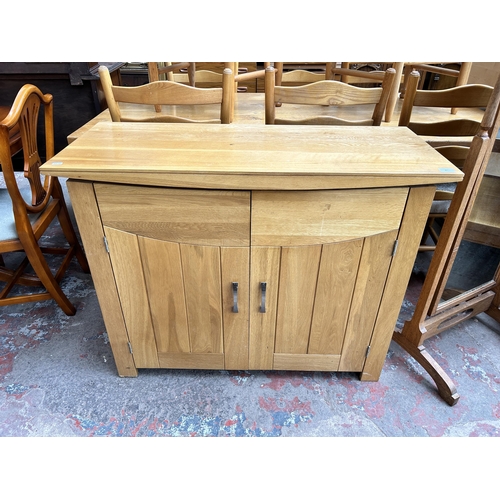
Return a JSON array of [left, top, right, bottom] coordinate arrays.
[[251, 188, 409, 246]]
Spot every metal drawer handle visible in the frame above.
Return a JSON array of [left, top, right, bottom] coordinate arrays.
[[232, 282, 239, 313], [260, 282, 267, 313]]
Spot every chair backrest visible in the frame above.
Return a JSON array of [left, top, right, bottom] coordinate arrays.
[[399, 70, 494, 170], [148, 62, 196, 86], [99, 65, 234, 124], [171, 62, 269, 90], [173, 69, 226, 87], [0, 84, 56, 216], [265, 65, 396, 126], [274, 62, 334, 86], [401, 63, 473, 117], [331, 62, 397, 86], [399, 70, 493, 137]]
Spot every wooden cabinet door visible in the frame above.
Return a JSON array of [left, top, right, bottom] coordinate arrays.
[[95, 184, 251, 370], [249, 188, 409, 372]]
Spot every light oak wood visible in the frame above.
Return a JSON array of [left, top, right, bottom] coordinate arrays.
[[362, 185, 436, 380], [273, 353, 341, 371], [401, 62, 473, 114], [308, 240, 363, 355], [273, 63, 404, 123], [94, 184, 250, 246], [138, 238, 190, 353], [148, 62, 195, 87], [274, 245, 322, 354], [221, 247, 250, 370], [399, 70, 495, 252], [181, 244, 224, 354], [105, 227, 160, 368], [248, 246, 280, 370], [99, 65, 234, 124], [265, 66, 397, 126], [51, 123, 463, 190], [331, 63, 405, 123], [66, 180, 137, 376], [41, 121, 463, 381], [67, 92, 487, 144], [251, 189, 408, 246], [158, 352, 225, 370], [338, 229, 397, 372], [399, 71, 493, 136]]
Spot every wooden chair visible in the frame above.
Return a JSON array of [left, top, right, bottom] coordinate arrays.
[[0, 84, 89, 315], [273, 62, 396, 86], [393, 71, 500, 405], [170, 63, 270, 94], [330, 63, 405, 122], [147, 62, 195, 85], [264, 65, 396, 126], [400, 62, 472, 114], [399, 70, 494, 251], [273, 62, 334, 86], [99, 65, 234, 124]]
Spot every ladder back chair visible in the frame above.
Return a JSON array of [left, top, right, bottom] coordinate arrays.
[[330, 63, 405, 123], [400, 62, 473, 114], [147, 62, 196, 85], [147, 62, 196, 112], [0, 84, 89, 315], [399, 70, 494, 251], [170, 62, 271, 93], [273, 62, 334, 86], [99, 65, 235, 124], [264, 65, 396, 126]]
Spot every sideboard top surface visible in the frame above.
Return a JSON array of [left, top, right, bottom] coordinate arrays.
[[41, 122, 463, 190]]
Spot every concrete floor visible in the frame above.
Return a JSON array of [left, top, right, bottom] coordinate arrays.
[[1, 182, 500, 438]]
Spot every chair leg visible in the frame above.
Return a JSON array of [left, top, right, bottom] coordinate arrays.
[[19, 233, 76, 315], [0, 256, 31, 299], [53, 181, 90, 273]]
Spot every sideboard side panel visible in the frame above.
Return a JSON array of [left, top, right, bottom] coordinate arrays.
[[66, 180, 138, 377], [361, 185, 437, 381]]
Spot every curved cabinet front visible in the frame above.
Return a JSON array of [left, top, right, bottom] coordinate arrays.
[[81, 181, 431, 379]]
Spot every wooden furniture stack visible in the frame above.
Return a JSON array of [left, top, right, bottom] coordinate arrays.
[[398, 70, 494, 252]]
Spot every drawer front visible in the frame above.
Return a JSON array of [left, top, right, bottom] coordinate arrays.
[[95, 183, 251, 247], [251, 188, 409, 246]]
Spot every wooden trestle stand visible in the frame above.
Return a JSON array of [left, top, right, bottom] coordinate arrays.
[[393, 75, 500, 405]]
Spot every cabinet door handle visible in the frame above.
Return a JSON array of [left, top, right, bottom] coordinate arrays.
[[260, 282, 267, 313], [232, 282, 239, 313]]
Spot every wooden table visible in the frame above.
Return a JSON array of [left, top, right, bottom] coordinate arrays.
[[42, 122, 462, 379], [67, 92, 486, 144]]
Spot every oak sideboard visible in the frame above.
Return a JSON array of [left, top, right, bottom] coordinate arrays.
[[41, 122, 463, 380]]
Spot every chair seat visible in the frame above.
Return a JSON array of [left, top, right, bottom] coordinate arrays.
[[0, 185, 41, 241], [430, 199, 452, 214]]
